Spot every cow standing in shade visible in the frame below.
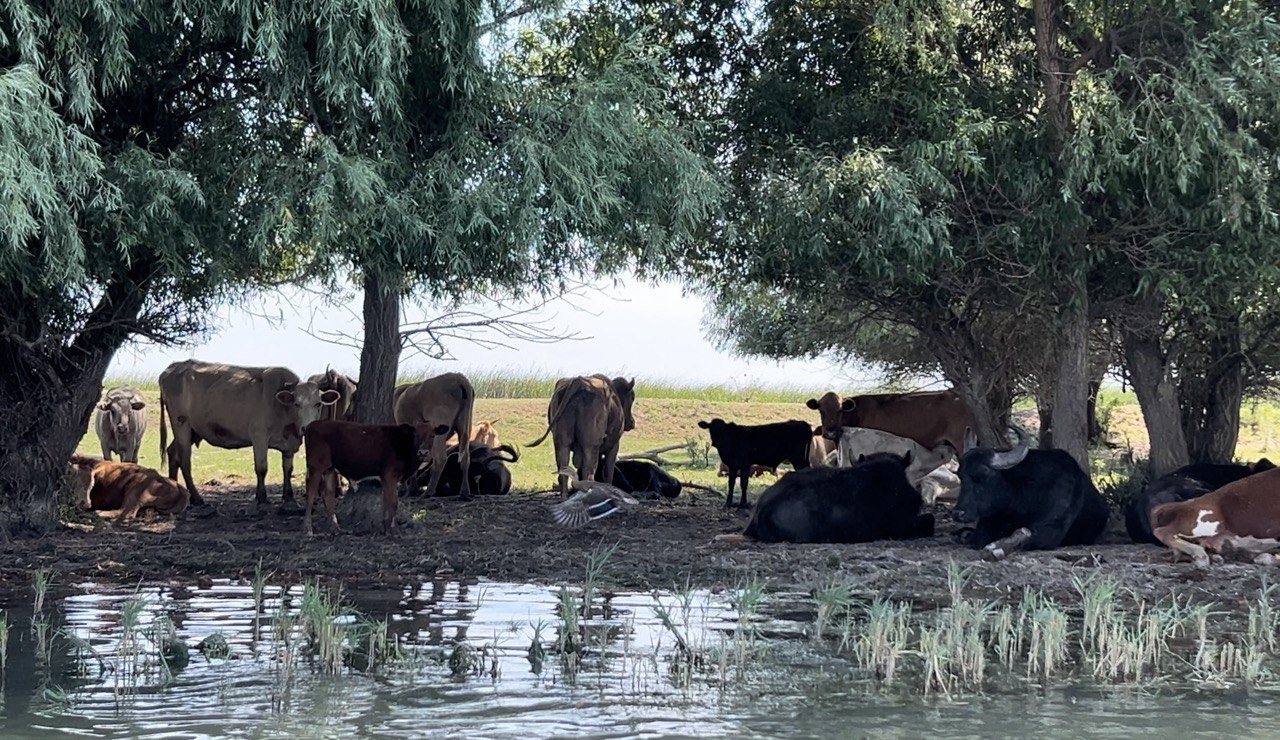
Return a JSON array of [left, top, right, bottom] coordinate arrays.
[[699, 418, 812, 508], [308, 368, 359, 421], [159, 360, 340, 508], [528, 375, 636, 498], [393, 373, 476, 499], [954, 427, 1109, 560], [95, 386, 148, 463], [807, 389, 977, 451]]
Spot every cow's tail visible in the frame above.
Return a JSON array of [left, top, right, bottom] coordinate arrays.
[[526, 380, 578, 447], [159, 391, 169, 464]]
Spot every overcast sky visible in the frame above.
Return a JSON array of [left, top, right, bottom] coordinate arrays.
[[107, 277, 885, 391]]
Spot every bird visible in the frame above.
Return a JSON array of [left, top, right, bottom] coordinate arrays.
[[549, 467, 639, 528]]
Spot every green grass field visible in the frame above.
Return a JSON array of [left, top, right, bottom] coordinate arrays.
[[78, 380, 1280, 497]]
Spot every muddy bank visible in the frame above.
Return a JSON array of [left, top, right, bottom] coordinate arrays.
[[1, 483, 1268, 610]]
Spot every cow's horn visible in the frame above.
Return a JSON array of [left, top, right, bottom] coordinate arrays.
[[963, 426, 978, 453], [989, 426, 1030, 470]]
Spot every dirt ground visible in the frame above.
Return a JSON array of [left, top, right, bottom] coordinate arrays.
[[3, 481, 1276, 614]]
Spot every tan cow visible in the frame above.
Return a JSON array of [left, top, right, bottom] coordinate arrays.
[[95, 386, 148, 463], [528, 375, 636, 497], [70, 454, 189, 522], [393, 372, 476, 499], [308, 368, 359, 421], [446, 419, 500, 448], [159, 360, 340, 509]]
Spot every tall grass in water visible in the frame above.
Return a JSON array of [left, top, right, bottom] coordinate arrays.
[[33, 570, 52, 616], [581, 543, 617, 621], [300, 582, 348, 674], [0, 611, 8, 679]]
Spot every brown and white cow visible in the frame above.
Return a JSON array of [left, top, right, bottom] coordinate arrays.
[[303, 419, 449, 535], [69, 454, 189, 523], [308, 368, 359, 422], [158, 360, 340, 508], [806, 389, 977, 452], [1152, 466, 1280, 568], [393, 373, 475, 499], [528, 375, 636, 498], [95, 386, 148, 463]]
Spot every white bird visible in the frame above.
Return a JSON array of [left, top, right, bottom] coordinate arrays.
[[549, 467, 639, 528]]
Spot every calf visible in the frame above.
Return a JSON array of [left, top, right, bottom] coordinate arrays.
[[1126, 459, 1276, 544], [698, 418, 813, 508], [303, 419, 448, 535], [94, 386, 148, 463], [428, 443, 519, 497], [836, 427, 955, 490], [809, 426, 837, 468], [954, 427, 1109, 560], [717, 452, 933, 544], [1152, 466, 1280, 568], [69, 454, 188, 523], [612, 459, 682, 499]]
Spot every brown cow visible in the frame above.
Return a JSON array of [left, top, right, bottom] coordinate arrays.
[[1152, 466, 1280, 568], [303, 419, 449, 535], [806, 389, 977, 451], [446, 419, 500, 448], [809, 425, 837, 467], [159, 360, 340, 509], [528, 375, 636, 497], [392, 373, 475, 499], [308, 368, 359, 421], [69, 454, 189, 523]]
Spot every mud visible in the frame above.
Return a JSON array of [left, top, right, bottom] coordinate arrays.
[[2, 483, 1271, 612]]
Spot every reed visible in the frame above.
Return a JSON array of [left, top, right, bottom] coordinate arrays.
[[0, 611, 7, 678], [300, 582, 348, 674], [33, 570, 52, 616], [813, 577, 856, 642]]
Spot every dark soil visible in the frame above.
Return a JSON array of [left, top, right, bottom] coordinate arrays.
[[2, 484, 1272, 612]]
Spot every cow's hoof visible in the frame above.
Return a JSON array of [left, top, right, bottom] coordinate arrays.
[[1255, 553, 1279, 566], [276, 501, 303, 516], [981, 543, 1007, 562], [1193, 556, 1212, 570]]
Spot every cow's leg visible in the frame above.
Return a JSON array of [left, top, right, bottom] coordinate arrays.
[[1155, 527, 1211, 568], [252, 441, 270, 511], [280, 451, 298, 507], [323, 471, 341, 534], [117, 491, 146, 524], [100, 439, 113, 461], [725, 466, 736, 508], [458, 439, 473, 501], [737, 469, 751, 508], [304, 468, 321, 536], [600, 443, 619, 485], [981, 527, 1034, 561], [169, 429, 202, 506], [579, 443, 602, 484], [382, 472, 401, 533], [554, 437, 573, 498], [422, 433, 449, 499]]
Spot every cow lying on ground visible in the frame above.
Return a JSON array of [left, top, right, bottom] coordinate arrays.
[[529, 375, 636, 497], [95, 386, 148, 463], [717, 462, 776, 478], [69, 454, 189, 523], [1152, 466, 1280, 568], [1126, 459, 1276, 544], [426, 443, 519, 498], [810, 428, 837, 467], [715, 452, 933, 544], [807, 389, 977, 451], [836, 427, 954, 489], [394, 373, 476, 499], [447, 419, 501, 448], [611, 459, 682, 499], [954, 427, 1109, 561], [699, 418, 813, 508], [303, 420, 449, 535]]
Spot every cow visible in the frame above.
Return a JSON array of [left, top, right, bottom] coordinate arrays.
[[1151, 466, 1280, 568], [611, 459, 682, 500], [427, 443, 519, 498], [954, 426, 1109, 561], [698, 418, 812, 508], [393, 373, 476, 499], [159, 360, 340, 508], [718, 462, 777, 478], [69, 454, 189, 523], [528, 375, 636, 497], [715, 452, 934, 544], [94, 386, 148, 463], [809, 427, 837, 468], [836, 427, 955, 490], [303, 419, 449, 535], [806, 389, 977, 452], [307, 368, 359, 421], [1126, 459, 1276, 544], [447, 419, 500, 448]]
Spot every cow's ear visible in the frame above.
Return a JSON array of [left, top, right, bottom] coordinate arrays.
[[97, 401, 111, 411], [275, 390, 296, 405], [963, 426, 978, 452], [320, 389, 341, 405], [130, 401, 147, 410], [901, 451, 913, 467], [697, 420, 710, 429], [434, 424, 450, 435], [840, 398, 856, 412], [805, 398, 819, 410], [857, 454, 866, 463]]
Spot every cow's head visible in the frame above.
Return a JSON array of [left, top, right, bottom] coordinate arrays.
[[697, 418, 732, 453], [1253, 457, 1277, 473], [954, 426, 1030, 522], [853, 450, 913, 469], [612, 377, 637, 432], [275, 382, 341, 432], [472, 419, 500, 448], [98, 391, 146, 438], [805, 391, 851, 440]]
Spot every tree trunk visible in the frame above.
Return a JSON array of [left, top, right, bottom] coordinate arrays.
[[355, 268, 403, 425], [1035, 382, 1054, 449], [942, 366, 1013, 449], [1086, 378, 1103, 442], [1051, 296, 1091, 469], [1121, 326, 1190, 477], [1182, 318, 1243, 464]]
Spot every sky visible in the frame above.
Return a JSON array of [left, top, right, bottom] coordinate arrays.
[[106, 277, 884, 391]]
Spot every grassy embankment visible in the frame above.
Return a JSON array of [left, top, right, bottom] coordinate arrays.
[[80, 374, 1280, 496]]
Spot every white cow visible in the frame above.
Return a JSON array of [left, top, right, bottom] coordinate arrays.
[[837, 427, 956, 502], [95, 386, 148, 463]]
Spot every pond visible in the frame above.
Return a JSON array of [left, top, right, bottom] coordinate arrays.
[[2, 574, 1280, 738]]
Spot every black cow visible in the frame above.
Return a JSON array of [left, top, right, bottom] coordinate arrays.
[[421, 443, 519, 497], [698, 418, 812, 508], [610, 459, 682, 500], [954, 427, 1109, 560], [720, 452, 933, 544], [1125, 458, 1276, 544]]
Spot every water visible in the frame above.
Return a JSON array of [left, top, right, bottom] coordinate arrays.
[[1, 579, 1279, 738]]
